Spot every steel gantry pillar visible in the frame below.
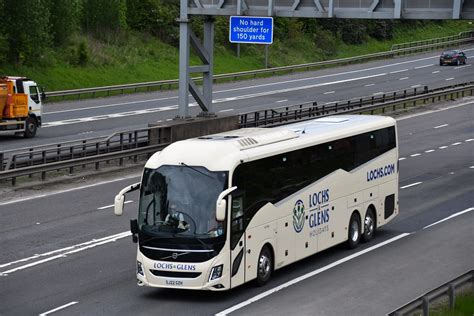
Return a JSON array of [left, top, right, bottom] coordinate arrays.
[[178, 0, 215, 118]]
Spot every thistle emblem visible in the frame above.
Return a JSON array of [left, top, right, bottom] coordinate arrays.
[[293, 199, 305, 233]]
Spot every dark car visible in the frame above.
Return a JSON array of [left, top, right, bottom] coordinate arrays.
[[439, 50, 467, 66]]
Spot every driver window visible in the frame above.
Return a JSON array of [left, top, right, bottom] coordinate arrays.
[[29, 86, 40, 103]]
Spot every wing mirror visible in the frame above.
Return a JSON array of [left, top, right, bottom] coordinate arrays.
[[216, 186, 237, 221], [114, 182, 140, 216]]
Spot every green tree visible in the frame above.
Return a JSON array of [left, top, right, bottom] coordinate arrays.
[[1, 0, 52, 64], [82, 0, 127, 40], [126, 0, 179, 45], [49, 0, 81, 46]]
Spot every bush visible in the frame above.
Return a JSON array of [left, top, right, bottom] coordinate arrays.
[[313, 28, 337, 58], [368, 20, 394, 40], [77, 41, 89, 66], [341, 20, 368, 45]]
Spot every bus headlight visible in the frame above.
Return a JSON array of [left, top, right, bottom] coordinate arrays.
[[209, 264, 223, 281], [137, 261, 144, 276]]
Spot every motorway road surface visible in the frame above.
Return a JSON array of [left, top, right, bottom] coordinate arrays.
[[0, 99, 472, 315], [0, 46, 473, 151]]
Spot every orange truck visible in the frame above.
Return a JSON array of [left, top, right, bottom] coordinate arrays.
[[0, 76, 44, 138]]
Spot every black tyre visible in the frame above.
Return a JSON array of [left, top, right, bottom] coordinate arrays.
[[347, 213, 361, 249], [256, 246, 272, 286], [24, 116, 37, 138], [361, 209, 376, 243]]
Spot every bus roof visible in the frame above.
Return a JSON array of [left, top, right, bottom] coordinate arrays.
[[145, 115, 396, 171]]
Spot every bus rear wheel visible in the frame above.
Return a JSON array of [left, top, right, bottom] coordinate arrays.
[[256, 246, 272, 286], [347, 213, 361, 249], [362, 209, 375, 243]]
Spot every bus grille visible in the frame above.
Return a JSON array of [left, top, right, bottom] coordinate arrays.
[[150, 270, 202, 278]]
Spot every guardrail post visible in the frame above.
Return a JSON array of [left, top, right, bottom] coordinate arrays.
[[29, 148, 34, 178], [82, 140, 87, 169], [95, 143, 100, 170], [42, 151, 46, 181], [69, 147, 74, 174], [448, 283, 455, 309], [422, 297, 430, 316]]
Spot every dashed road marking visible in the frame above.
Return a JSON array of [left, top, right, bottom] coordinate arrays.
[[414, 64, 433, 69], [219, 109, 234, 113], [432, 70, 440, 74], [400, 182, 422, 189], [39, 301, 79, 316], [445, 78, 455, 81], [454, 64, 472, 70], [276, 99, 288, 103], [364, 83, 375, 87], [439, 146, 448, 149], [324, 91, 335, 94], [425, 149, 435, 153], [410, 153, 421, 157], [398, 157, 406, 161], [434, 124, 449, 129], [451, 142, 462, 146], [399, 77, 409, 80], [390, 69, 409, 74]]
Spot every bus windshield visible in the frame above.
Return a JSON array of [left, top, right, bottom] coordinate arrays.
[[138, 165, 227, 239]]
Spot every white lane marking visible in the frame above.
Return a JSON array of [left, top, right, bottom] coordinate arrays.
[[0, 174, 140, 206], [400, 182, 422, 189], [434, 124, 449, 129], [390, 69, 409, 74], [410, 153, 421, 157], [39, 301, 79, 316], [439, 146, 448, 149], [445, 77, 455, 81], [324, 91, 335, 95], [0, 232, 131, 275], [399, 77, 409, 80], [0, 232, 129, 269], [219, 109, 235, 113], [373, 92, 384, 95], [364, 83, 375, 87], [411, 85, 422, 88], [432, 71, 440, 74], [470, 166, 474, 169], [165, 119, 173, 121], [414, 64, 433, 69], [43, 73, 389, 127], [425, 149, 435, 153], [97, 200, 133, 210], [397, 100, 474, 121], [466, 139, 474, 142], [423, 207, 474, 230], [215, 233, 411, 316], [44, 96, 178, 115], [398, 157, 406, 161], [451, 142, 462, 146], [276, 99, 288, 103], [454, 64, 472, 70]]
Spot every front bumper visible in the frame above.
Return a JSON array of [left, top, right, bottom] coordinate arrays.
[[136, 251, 231, 291]]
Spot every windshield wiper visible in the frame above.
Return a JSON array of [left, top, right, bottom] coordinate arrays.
[[180, 162, 213, 179]]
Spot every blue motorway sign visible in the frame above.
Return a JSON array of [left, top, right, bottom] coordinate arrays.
[[229, 16, 274, 44]]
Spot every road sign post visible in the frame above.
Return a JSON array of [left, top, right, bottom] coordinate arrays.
[[229, 16, 274, 45]]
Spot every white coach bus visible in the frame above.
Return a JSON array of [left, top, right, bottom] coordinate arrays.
[[114, 115, 399, 291]]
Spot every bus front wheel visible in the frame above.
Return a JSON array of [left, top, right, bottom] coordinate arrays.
[[256, 246, 273, 286], [347, 213, 361, 249]]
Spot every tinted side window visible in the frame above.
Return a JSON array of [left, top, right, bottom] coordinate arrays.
[[232, 126, 396, 229]]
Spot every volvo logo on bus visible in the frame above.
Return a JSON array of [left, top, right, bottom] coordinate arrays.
[[292, 199, 305, 233]]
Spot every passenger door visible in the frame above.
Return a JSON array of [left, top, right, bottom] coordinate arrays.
[[229, 194, 246, 288]]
